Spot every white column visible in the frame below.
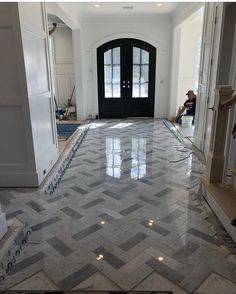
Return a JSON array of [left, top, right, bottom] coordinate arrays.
[[0, 203, 7, 240], [206, 86, 234, 183]]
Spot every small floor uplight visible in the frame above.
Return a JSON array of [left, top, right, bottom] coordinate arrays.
[[158, 256, 164, 261], [100, 220, 106, 225], [148, 219, 155, 226], [96, 254, 104, 261]]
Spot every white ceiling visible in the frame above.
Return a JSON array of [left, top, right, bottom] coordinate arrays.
[[58, 2, 180, 19]]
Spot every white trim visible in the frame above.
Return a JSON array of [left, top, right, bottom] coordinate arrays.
[[224, 22, 236, 181], [91, 32, 162, 118], [202, 183, 236, 243]]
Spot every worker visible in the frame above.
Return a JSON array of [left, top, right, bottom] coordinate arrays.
[[176, 90, 197, 124]]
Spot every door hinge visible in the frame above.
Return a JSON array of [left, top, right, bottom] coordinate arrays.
[[215, 17, 217, 24], [207, 96, 209, 104], [210, 58, 213, 66], [204, 133, 206, 139]]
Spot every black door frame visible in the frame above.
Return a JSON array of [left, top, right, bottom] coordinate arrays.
[[97, 38, 156, 118]]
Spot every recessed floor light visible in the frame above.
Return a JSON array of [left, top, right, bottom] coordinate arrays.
[[94, 4, 100, 8], [96, 254, 103, 260], [100, 220, 106, 225], [156, 3, 163, 6], [158, 256, 164, 261]]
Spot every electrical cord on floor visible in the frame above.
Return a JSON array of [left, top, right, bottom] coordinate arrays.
[[168, 151, 193, 163]]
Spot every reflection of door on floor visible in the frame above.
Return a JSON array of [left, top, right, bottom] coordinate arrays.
[[97, 38, 156, 118]]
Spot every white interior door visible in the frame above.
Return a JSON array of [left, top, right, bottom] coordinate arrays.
[[203, 3, 224, 157], [193, 3, 224, 156]]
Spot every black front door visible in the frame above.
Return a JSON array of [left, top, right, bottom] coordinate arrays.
[[97, 38, 156, 118]]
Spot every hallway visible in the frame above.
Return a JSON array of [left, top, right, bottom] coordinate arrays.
[[1, 120, 236, 293]]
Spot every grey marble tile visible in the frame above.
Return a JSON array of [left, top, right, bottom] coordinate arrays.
[[47, 236, 73, 257], [176, 200, 203, 213], [172, 241, 200, 261], [31, 216, 61, 232], [9, 252, 46, 275], [99, 212, 117, 222], [121, 183, 137, 192], [103, 190, 122, 200], [146, 258, 185, 284], [155, 187, 173, 198], [138, 178, 154, 185], [161, 209, 184, 224], [141, 221, 170, 236], [89, 180, 104, 187], [94, 246, 125, 269], [83, 159, 96, 164], [138, 196, 160, 207], [72, 224, 102, 241], [71, 186, 88, 195], [59, 263, 97, 289], [119, 232, 148, 251], [188, 228, 221, 246], [120, 204, 142, 216], [26, 201, 45, 213], [47, 193, 70, 203], [81, 198, 105, 209], [6, 209, 24, 219], [150, 171, 165, 179], [61, 207, 83, 219], [61, 176, 77, 183]]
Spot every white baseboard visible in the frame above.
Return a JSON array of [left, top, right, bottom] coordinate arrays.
[[0, 172, 39, 187]]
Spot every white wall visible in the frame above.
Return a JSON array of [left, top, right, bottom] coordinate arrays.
[[50, 27, 75, 107], [79, 15, 172, 119], [169, 6, 204, 118], [176, 13, 203, 113]]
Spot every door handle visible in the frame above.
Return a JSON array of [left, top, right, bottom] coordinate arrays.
[[208, 106, 215, 111]]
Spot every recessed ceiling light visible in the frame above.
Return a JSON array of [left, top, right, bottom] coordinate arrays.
[[94, 4, 100, 8], [122, 6, 134, 10], [156, 3, 163, 6]]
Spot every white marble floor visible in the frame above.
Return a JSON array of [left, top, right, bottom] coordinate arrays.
[[0, 119, 236, 293]]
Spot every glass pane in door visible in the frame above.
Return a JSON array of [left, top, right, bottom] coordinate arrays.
[[104, 47, 121, 98], [132, 47, 150, 98]]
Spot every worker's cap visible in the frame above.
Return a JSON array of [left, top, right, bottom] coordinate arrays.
[[186, 90, 194, 95]]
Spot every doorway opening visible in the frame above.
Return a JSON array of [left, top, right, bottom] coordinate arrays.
[[97, 38, 156, 118], [47, 14, 79, 153], [171, 7, 204, 141]]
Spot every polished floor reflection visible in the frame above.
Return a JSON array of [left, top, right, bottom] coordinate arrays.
[[1, 119, 236, 293]]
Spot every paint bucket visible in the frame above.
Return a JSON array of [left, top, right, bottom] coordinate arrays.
[[182, 116, 193, 128]]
